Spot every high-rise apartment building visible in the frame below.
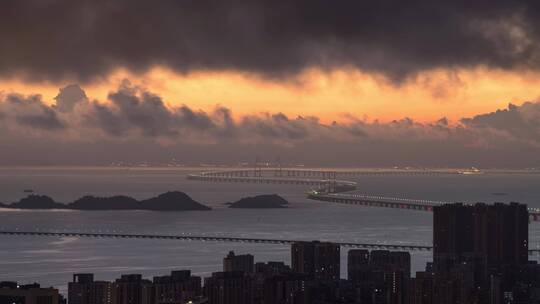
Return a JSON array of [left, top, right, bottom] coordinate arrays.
[[68, 274, 113, 304], [204, 271, 254, 304], [291, 241, 340, 281], [223, 251, 254, 273]]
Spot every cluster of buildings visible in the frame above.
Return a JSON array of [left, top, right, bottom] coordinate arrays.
[[426, 202, 539, 303], [0, 282, 60, 304], [1, 202, 539, 304]]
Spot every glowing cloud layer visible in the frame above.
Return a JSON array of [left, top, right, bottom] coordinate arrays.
[[1, 83, 540, 167], [2, 67, 540, 124]]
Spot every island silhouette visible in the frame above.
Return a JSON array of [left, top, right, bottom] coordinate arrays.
[[227, 194, 289, 208], [0, 193, 294, 211], [0, 191, 211, 211]]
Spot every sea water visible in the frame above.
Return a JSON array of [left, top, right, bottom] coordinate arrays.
[[0, 167, 538, 293]]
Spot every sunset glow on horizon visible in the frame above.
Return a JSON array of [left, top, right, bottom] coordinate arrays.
[[2, 66, 540, 124]]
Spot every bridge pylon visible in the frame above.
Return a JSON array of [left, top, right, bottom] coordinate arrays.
[[254, 156, 263, 177], [321, 171, 338, 193], [274, 156, 282, 177]]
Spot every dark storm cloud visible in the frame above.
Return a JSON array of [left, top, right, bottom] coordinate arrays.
[[240, 113, 315, 140], [53, 84, 88, 113], [88, 102, 127, 137], [2, 0, 540, 81], [106, 82, 180, 137], [178, 106, 215, 130], [462, 102, 540, 142], [0, 94, 65, 130], [82, 82, 231, 139]]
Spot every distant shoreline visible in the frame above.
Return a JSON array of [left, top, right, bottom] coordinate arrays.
[[0, 165, 540, 174]]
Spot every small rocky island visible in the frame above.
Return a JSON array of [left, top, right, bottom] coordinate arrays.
[[0, 191, 211, 211], [227, 194, 289, 208]]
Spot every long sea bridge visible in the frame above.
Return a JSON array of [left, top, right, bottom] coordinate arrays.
[[0, 230, 430, 251], [308, 191, 540, 222], [186, 168, 460, 191], [188, 168, 461, 183], [1, 230, 539, 255], [188, 168, 540, 222], [187, 168, 357, 191]]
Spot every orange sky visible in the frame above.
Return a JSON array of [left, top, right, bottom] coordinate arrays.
[[1, 66, 540, 123]]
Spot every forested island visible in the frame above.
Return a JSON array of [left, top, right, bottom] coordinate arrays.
[[227, 194, 289, 208], [0, 191, 211, 211]]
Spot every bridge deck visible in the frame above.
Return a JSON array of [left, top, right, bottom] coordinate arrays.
[[0, 230, 429, 251], [187, 174, 356, 186], [308, 192, 540, 221], [1, 230, 539, 254]]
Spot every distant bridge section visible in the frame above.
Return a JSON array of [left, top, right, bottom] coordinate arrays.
[[308, 192, 540, 222], [187, 168, 477, 191], [187, 169, 357, 192], [190, 168, 462, 179]]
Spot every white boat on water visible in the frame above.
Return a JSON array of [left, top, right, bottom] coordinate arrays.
[[458, 167, 483, 175]]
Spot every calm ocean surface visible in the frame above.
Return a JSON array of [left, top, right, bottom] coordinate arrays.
[[0, 167, 539, 293]]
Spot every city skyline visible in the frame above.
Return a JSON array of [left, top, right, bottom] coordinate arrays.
[[2, 202, 538, 303]]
